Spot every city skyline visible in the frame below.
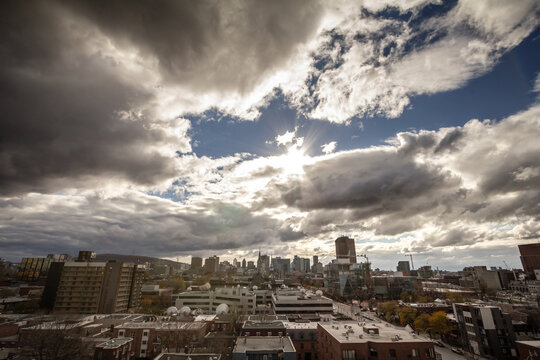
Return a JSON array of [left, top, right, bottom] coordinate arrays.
[[1, 1, 540, 271]]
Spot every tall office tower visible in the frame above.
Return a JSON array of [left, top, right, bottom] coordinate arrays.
[[191, 256, 203, 270], [76, 250, 96, 262], [257, 252, 270, 274], [397, 260, 411, 272], [242, 258, 247, 269], [204, 255, 220, 274], [335, 236, 357, 263], [518, 243, 540, 278], [17, 253, 72, 283], [50, 260, 144, 314], [313, 255, 318, 265]]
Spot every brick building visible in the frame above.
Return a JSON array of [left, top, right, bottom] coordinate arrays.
[[93, 337, 134, 360], [317, 322, 436, 360], [113, 321, 208, 358]]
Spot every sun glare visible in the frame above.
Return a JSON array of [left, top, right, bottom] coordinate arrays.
[[281, 145, 311, 175]]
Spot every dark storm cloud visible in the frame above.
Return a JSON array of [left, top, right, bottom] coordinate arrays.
[[0, 193, 283, 261], [280, 150, 460, 211], [60, 0, 325, 93], [0, 1, 189, 195]]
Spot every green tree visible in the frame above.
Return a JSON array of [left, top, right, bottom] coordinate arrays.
[[398, 307, 417, 326], [413, 313, 431, 333]]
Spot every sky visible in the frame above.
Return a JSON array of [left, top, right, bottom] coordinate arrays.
[[1, 0, 540, 270]]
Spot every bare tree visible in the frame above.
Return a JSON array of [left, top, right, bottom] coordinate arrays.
[[19, 322, 90, 360]]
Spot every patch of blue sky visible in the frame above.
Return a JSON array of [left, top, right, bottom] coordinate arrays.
[[186, 26, 540, 160], [146, 179, 194, 203]]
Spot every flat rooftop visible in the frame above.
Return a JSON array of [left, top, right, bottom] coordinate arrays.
[[233, 336, 295, 353], [154, 354, 221, 360], [283, 321, 318, 330], [319, 322, 432, 344], [96, 337, 133, 349], [242, 320, 285, 329], [117, 322, 206, 330]]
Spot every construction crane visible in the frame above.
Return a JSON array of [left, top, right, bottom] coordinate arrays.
[[405, 253, 415, 270]]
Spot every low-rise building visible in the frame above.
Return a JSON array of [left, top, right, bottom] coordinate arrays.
[[232, 336, 296, 360], [318, 322, 436, 360], [113, 321, 208, 358], [516, 340, 540, 360], [453, 303, 518, 359], [175, 287, 256, 314], [93, 337, 133, 360], [283, 321, 318, 360], [271, 289, 333, 315]]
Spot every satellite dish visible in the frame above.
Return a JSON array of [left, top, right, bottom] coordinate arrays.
[[166, 306, 178, 316], [216, 303, 230, 315], [315, 290, 323, 296], [253, 286, 258, 290], [179, 306, 191, 316]]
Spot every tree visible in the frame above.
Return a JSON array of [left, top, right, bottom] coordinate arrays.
[[400, 291, 411, 303], [429, 311, 453, 338], [19, 322, 89, 360], [413, 313, 431, 333], [378, 301, 398, 322], [398, 307, 417, 326], [193, 275, 210, 286]]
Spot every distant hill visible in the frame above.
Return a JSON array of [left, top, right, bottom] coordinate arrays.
[[96, 253, 188, 269]]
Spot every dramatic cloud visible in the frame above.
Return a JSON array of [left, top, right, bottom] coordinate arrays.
[[287, 0, 540, 122], [0, 1, 191, 195], [0, 191, 285, 261], [1, 0, 539, 268]]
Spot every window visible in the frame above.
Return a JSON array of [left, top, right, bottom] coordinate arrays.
[[425, 348, 435, 358], [268, 332, 272, 336], [369, 348, 377, 357], [389, 349, 396, 358], [412, 349, 419, 357], [342, 349, 355, 360]]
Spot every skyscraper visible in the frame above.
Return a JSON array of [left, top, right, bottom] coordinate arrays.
[[519, 243, 540, 278], [191, 256, 203, 270], [48, 260, 144, 314], [397, 260, 411, 272], [335, 236, 356, 263], [204, 255, 219, 274], [242, 258, 247, 269]]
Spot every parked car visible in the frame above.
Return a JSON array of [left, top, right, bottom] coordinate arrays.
[[433, 340, 444, 347], [451, 348, 464, 355]]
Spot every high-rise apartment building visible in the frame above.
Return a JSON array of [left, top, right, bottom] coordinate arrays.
[[272, 257, 290, 275], [191, 256, 203, 270], [17, 253, 71, 282], [335, 236, 356, 263], [204, 255, 219, 274], [292, 256, 310, 273], [257, 252, 270, 274], [519, 243, 540, 278], [397, 260, 411, 272], [50, 260, 144, 314]]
